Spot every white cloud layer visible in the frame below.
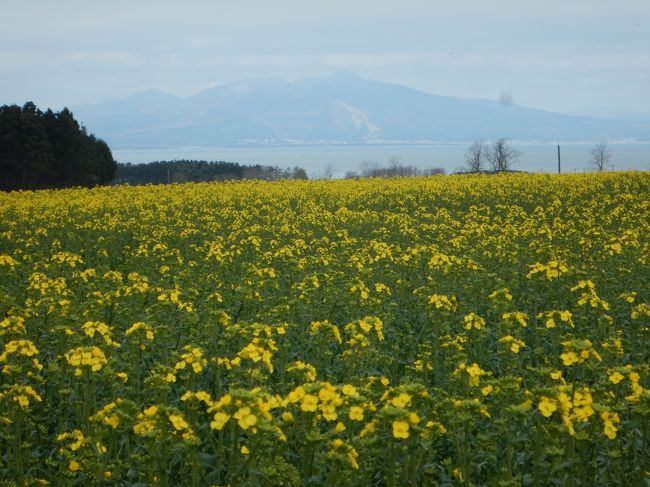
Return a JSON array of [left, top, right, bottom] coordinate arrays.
[[1, 0, 648, 115]]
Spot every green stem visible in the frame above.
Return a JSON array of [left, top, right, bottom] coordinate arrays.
[[14, 409, 24, 486], [565, 434, 576, 487], [226, 422, 239, 482], [387, 443, 396, 487], [191, 447, 199, 487]]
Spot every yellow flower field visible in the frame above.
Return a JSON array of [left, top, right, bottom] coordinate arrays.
[[0, 172, 649, 486]]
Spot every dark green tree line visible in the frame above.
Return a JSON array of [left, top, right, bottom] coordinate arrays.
[[115, 160, 308, 185], [0, 102, 116, 190]]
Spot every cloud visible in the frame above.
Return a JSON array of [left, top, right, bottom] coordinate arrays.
[[0, 0, 648, 113]]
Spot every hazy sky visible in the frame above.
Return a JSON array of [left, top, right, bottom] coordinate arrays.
[[2, 0, 649, 115]]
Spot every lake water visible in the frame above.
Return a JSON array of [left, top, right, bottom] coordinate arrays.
[[114, 142, 650, 178]]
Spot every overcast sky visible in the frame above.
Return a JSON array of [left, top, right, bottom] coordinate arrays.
[[1, 0, 649, 116]]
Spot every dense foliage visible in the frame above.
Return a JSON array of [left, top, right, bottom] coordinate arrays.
[[0, 102, 116, 190], [115, 160, 308, 185], [0, 173, 648, 486]]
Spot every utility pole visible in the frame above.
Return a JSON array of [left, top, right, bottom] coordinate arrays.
[[557, 144, 561, 174]]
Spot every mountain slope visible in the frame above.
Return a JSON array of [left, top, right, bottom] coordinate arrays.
[[73, 72, 650, 149]]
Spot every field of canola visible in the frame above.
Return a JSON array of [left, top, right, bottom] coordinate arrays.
[[0, 172, 649, 486]]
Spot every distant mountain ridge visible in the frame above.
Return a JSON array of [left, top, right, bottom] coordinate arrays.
[[73, 72, 650, 149]]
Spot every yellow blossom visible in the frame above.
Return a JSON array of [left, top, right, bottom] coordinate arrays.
[[210, 412, 231, 431], [392, 420, 410, 439], [301, 394, 319, 412], [608, 371, 624, 384], [168, 414, 189, 431], [391, 392, 411, 408], [538, 396, 557, 417]]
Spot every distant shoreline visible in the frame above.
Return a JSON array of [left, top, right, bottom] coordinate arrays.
[[113, 142, 650, 177]]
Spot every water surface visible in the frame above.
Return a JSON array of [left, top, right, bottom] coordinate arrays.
[[114, 143, 650, 178]]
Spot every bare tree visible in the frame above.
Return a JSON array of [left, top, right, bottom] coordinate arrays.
[[358, 159, 425, 178], [487, 139, 520, 172], [463, 140, 486, 172], [388, 156, 403, 176], [590, 142, 611, 172], [360, 161, 378, 177], [292, 166, 308, 180], [321, 163, 336, 180]]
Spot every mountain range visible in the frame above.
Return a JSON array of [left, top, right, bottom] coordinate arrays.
[[73, 72, 650, 149]]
